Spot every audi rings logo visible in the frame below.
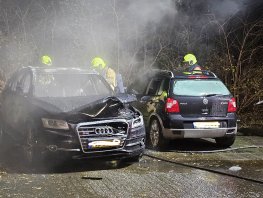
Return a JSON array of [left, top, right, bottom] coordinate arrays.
[[203, 98, 208, 105], [94, 127, 113, 134]]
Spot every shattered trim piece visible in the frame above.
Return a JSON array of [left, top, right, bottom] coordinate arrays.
[[81, 104, 108, 117]]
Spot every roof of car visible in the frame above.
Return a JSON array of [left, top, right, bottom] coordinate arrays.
[[148, 69, 218, 79], [24, 66, 99, 75], [173, 70, 218, 79]]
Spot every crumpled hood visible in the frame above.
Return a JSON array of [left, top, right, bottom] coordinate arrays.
[[32, 96, 136, 120], [75, 96, 135, 119], [33, 96, 107, 114]]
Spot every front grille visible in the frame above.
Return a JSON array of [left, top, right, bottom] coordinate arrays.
[[79, 126, 115, 136], [76, 119, 129, 153]]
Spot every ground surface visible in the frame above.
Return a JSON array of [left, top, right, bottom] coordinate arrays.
[[0, 135, 262, 198]]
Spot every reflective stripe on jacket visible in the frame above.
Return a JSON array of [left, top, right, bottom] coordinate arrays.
[[106, 67, 116, 89]]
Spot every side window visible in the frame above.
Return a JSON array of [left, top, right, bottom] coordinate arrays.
[[92, 76, 112, 95], [157, 78, 170, 95], [9, 71, 31, 95], [146, 78, 162, 96], [10, 72, 24, 92], [129, 77, 149, 95], [21, 73, 32, 94]]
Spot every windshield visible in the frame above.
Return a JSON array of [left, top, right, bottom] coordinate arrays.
[[33, 73, 112, 97], [172, 79, 230, 96]]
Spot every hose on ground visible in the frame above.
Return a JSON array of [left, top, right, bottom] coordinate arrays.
[[144, 147, 263, 185], [173, 145, 263, 153]]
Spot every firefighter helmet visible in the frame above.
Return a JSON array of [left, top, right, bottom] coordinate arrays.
[[183, 53, 197, 65], [41, 55, 52, 66], [91, 57, 106, 69]]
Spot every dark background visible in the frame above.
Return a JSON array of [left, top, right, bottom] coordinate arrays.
[[0, 0, 262, 127]]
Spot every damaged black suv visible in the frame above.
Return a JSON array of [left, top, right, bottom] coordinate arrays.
[[0, 66, 145, 165], [128, 70, 237, 149]]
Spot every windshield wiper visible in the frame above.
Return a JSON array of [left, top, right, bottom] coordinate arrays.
[[202, 94, 225, 97]]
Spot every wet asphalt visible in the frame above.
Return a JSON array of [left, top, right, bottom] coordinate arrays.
[[0, 135, 262, 198]]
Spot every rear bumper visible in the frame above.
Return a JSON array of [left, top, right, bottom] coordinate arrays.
[[160, 113, 237, 139], [163, 127, 237, 139]]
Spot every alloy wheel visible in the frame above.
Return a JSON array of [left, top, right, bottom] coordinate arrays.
[[150, 119, 160, 148]]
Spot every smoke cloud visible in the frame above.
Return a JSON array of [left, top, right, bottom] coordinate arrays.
[[0, 0, 253, 79]]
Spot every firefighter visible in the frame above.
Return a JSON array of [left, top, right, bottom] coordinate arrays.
[[39, 55, 54, 85], [41, 55, 52, 66], [182, 53, 203, 71], [91, 57, 116, 90]]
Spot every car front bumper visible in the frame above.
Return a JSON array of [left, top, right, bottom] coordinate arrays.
[[41, 125, 146, 160]]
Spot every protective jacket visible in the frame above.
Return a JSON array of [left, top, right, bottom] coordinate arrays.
[[188, 63, 203, 71], [105, 67, 116, 89]]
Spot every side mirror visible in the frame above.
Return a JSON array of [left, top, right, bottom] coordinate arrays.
[[140, 95, 151, 102]]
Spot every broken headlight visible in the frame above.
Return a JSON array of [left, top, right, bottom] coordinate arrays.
[[131, 115, 144, 128], [42, 118, 69, 130]]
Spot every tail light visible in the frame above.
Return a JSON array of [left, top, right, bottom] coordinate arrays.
[[188, 75, 208, 79], [165, 98, 180, 113], [228, 98, 237, 112]]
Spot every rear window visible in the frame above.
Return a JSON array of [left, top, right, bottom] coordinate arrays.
[[172, 79, 230, 96]]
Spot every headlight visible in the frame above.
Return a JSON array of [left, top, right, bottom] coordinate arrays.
[[131, 115, 144, 128], [42, 118, 69, 130]]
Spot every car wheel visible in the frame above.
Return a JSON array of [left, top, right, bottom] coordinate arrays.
[[123, 154, 143, 163], [24, 123, 42, 167], [0, 123, 5, 148], [148, 119, 168, 150], [215, 135, 236, 148], [0, 121, 9, 149], [0, 123, 5, 145]]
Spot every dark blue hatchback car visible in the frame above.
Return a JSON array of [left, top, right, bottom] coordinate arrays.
[[128, 70, 237, 149]]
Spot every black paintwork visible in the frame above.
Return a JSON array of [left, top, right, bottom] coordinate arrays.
[[128, 69, 237, 138], [0, 67, 145, 160]]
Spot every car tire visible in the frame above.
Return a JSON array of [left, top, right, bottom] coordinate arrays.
[[0, 123, 6, 148], [23, 123, 43, 167], [215, 135, 236, 148], [123, 154, 143, 163], [148, 118, 168, 150], [0, 121, 10, 150], [0, 122, 5, 144]]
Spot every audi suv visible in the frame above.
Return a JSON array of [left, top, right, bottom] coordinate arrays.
[[0, 66, 145, 165]]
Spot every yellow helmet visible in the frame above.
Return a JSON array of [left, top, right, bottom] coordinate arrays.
[[41, 55, 52, 66], [183, 53, 197, 65], [91, 57, 106, 69]]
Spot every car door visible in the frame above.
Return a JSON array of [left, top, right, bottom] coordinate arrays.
[[2, 70, 32, 139], [14, 71, 33, 131], [127, 76, 150, 115], [138, 77, 164, 121], [1, 71, 24, 133]]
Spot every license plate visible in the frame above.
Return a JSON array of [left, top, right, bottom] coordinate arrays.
[[193, 122, 220, 129], [88, 139, 121, 149]]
